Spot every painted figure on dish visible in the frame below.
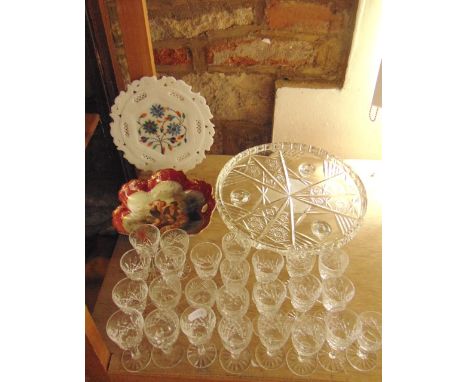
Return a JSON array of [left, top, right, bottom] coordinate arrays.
[[113, 170, 214, 235]]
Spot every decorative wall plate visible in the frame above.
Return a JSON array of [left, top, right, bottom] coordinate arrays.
[[215, 143, 367, 251], [113, 169, 216, 235], [110, 76, 215, 172]]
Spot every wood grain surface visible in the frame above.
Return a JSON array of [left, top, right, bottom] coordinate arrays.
[[92, 155, 382, 382], [115, 0, 156, 82]]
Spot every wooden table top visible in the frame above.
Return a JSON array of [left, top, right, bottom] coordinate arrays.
[[92, 155, 382, 382]]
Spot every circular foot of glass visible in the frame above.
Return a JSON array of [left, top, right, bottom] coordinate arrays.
[[219, 348, 251, 375], [286, 348, 318, 376], [186, 343, 217, 368], [317, 342, 345, 373], [151, 344, 184, 368], [255, 344, 284, 370], [346, 342, 377, 371], [121, 342, 152, 372]]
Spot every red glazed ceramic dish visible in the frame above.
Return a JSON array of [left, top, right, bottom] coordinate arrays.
[[112, 169, 216, 235]]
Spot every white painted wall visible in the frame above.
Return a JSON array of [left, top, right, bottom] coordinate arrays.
[[272, 0, 382, 159]]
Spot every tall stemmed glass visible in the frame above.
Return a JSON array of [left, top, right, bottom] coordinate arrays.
[[318, 248, 349, 280], [346, 311, 382, 371], [252, 279, 287, 336], [129, 224, 160, 256], [190, 242, 222, 279], [154, 245, 186, 279], [144, 308, 184, 368], [180, 306, 217, 368], [219, 258, 250, 288], [218, 316, 253, 374], [286, 249, 316, 278], [286, 314, 326, 376], [317, 309, 361, 373], [252, 249, 284, 282], [112, 277, 148, 313], [106, 308, 151, 372], [120, 248, 151, 281], [321, 276, 355, 312], [216, 285, 250, 319], [148, 275, 181, 311], [185, 276, 218, 308], [255, 311, 292, 369], [287, 274, 322, 315], [185, 277, 218, 308], [160, 228, 191, 279], [129, 224, 161, 282], [253, 279, 287, 317], [160, 228, 189, 253]]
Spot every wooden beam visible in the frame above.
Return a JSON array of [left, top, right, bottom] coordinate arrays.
[[96, 0, 126, 92], [115, 0, 156, 81], [86, 0, 126, 94], [86, 305, 111, 382], [85, 113, 100, 148]]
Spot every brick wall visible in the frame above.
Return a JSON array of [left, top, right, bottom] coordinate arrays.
[[106, 0, 359, 155]]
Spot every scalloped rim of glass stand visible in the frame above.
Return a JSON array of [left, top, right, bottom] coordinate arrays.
[[215, 142, 367, 251], [109, 75, 215, 172]]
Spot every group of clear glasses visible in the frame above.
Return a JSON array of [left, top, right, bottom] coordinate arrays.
[[282, 247, 359, 376], [182, 241, 222, 369], [309, 248, 382, 375], [106, 223, 381, 376], [107, 224, 191, 372], [253, 252, 286, 368], [215, 232, 253, 374]]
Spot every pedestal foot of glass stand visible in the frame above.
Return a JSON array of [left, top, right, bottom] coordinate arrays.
[[286, 348, 318, 376], [219, 348, 251, 374], [346, 342, 378, 371], [121, 340, 152, 372], [317, 342, 346, 373], [255, 344, 284, 370], [186, 343, 217, 368], [151, 343, 184, 368]]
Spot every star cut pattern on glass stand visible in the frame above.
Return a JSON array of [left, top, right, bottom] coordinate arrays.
[[217, 145, 366, 251]]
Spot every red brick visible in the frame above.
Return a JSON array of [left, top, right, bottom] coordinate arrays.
[[153, 47, 192, 65], [265, 0, 350, 33], [206, 38, 316, 68]]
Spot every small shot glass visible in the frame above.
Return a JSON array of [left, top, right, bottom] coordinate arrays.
[[120, 248, 151, 281], [190, 242, 222, 279], [252, 249, 284, 282], [318, 248, 349, 280]]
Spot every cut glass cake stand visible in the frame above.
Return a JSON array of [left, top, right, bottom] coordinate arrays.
[[215, 143, 367, 251]]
